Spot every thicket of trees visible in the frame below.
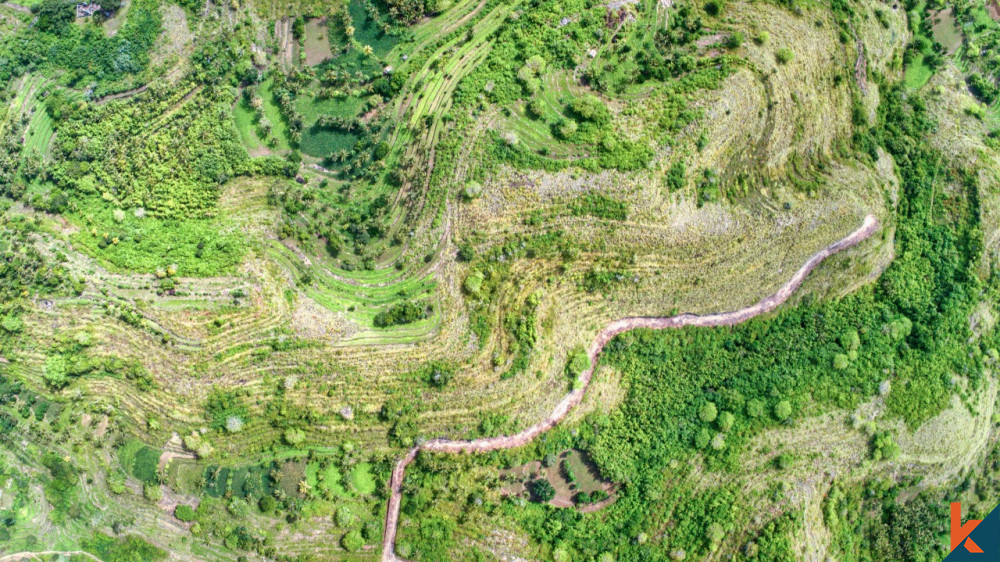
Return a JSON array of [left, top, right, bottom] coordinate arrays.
[[0, 215, 73, 356], [951, 0, 1000, 108], [2, 0, 161, 92], [0, 9, 291, 274], [81, 533, 166, 561], [373, 300, 430, 327]]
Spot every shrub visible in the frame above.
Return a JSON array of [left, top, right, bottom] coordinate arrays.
[[775, 48, 794, 64], [427, 363, 455, 387], [774, 400, 792, 421], [967, 73, 999, 105], [833, 354, 850, 370], [526, 98, 544, 118], [531, 479, 555, 502], [80, 534, 165, 562], [107, 471, 127, 494], [143, 483, 162, 502], [342, 530, 364, 552], [463, 181, 483, 200], [336, 505, 357, 527], [43, 354, 68, 389], [565, 347, 591, 379], [871, 431, 901, 461], [41, 453, 78, 518], [259, 496, 277, 513], [227, 498, 251, 518], [568, 193, 629, 221], [699, 402, 718, 422], [774, 453, 793, 470], [665, 161, 686, 192], [363, 520, 382, 541], [717, 411, 734, 431], [463, 271, 484, 295], [1, 315, 23, 333], [174, 504, 195, 522], [695, 427, 711, 448], [283, 428, 306, 446], [457, 244, 475, 262], [374, 301, 428, 327], [556, 118, 578, 139], [597, 137, 654, 171], [568, 95, 611, 125]]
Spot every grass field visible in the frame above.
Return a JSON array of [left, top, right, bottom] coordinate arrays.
[[24, 99, 54, 158], [232, 78, 292, 155], [347, 0, 398, 56], [349, 462, 375, 494], [256, 77, 292, 152], [300, 127, 360, 158], [905, 0, 935, 90], [931, 7, 961, 54], [303, 18, 333, 66], [233, 97, 269, 155]]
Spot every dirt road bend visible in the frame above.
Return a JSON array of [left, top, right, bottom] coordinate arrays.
[[381, 214, 879, 561]]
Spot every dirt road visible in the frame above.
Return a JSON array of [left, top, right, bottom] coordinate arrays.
[[0, 552, 102, 562], [381, 214, 879, 561]]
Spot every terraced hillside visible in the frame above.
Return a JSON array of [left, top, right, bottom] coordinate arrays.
[[0, 0, 999, 560]]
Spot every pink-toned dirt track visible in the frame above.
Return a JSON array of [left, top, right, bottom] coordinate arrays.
[[381, 214, 879, 561]]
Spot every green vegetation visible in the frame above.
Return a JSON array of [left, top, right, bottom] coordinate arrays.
[[82, 533, 166, 561], [0, 0, 998, 559], [0, 0, 161, 92], [118, 439, 161, 483], [41, 452, 78, 522], [531, 478, 555, 502], [374, 300, 431, 327]]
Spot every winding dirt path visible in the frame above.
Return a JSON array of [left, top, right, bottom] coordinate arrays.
[[0, 552, 102, 562], [94, 67, 185, 105], [380, 214, 879, 561], [0, 2, 30, 12]]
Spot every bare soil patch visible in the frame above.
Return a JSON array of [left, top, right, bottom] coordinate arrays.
[[303, 18, 332, 66], [931, 8, 961, 55], [94, 414, 109, 438], [102, 0, 130, 37], [150, 4, 194, 67], [275, 18, 295, 68], [501, 449, 613, 509]]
